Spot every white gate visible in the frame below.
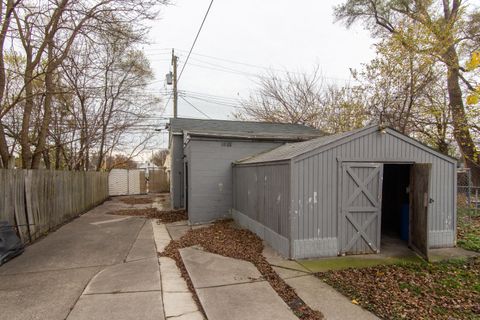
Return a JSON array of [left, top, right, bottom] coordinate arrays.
[[108, 169, 146, 196]]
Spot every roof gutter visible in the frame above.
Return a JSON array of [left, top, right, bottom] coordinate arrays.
[[185, 131, 319, 141]]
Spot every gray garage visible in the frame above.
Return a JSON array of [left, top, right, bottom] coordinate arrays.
[[167, 118, 321, 223], [232, 124, 457, 259]]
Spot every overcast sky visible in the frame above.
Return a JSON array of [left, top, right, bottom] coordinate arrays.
[[139, 0, 377, 156]]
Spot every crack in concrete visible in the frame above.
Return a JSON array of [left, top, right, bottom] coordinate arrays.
[[166, 310, 201, 319], [194, 277, 267, 290], [64, 267, 104, 320], [0, 264, 108, 277], [270, 263, 311, 273], [123, 218, 147, 263], [123, 256, 157, 264], [82, 289, 163, 296]]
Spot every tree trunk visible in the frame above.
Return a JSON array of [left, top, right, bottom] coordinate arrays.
[[31, 42, 55, 169], [43, 150, 51, 169], [0, 0, 14, 168], [55, 142, 61, 169], [444, 47, 480, 184], [20, 65, 34, 168], [0, 120, 10, 167]]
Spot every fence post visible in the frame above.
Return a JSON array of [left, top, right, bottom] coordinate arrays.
[[475, 188, 479, 217], [467, 169, 472, 209]]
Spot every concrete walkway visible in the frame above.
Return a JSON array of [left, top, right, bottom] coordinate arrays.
[[263, 245, 380, 320], [0, 197, 165, 320], [180, 246, 297, 320], [152, 221, 204, 320]]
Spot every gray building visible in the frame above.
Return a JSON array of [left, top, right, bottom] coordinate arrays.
[[232, 125, 457, 259], [167, 118, 321, 223]]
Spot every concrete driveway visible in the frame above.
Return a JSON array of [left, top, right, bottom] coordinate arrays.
[[0, 198, 164, 320]]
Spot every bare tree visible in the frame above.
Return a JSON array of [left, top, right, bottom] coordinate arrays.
[[0, 0, 167, 170], [235, 67, 368, 133], [0, 0, 21, 167], [105, 154, 137, 170], [151, 149, 169, 168], [236, 68, 325, 127]]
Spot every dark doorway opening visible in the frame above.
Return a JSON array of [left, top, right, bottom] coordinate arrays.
[[381, 164, 411, 247]]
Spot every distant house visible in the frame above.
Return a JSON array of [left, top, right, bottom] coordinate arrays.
[[166, 118, 321, 223]]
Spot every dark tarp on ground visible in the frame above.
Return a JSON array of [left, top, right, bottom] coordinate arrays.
[[0, 221, 24, 265]]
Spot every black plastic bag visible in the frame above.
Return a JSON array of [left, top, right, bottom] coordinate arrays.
[[0, 221, 25, 266]]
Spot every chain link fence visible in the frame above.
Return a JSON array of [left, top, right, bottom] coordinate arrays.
[[457, 168, 479, 215]]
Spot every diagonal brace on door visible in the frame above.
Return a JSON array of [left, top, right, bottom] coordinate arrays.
[[345, 166, 381, 207], [343, 211, 379, 252]]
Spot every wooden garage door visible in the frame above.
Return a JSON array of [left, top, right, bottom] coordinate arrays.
[[340, 163, 383, 255], [409, 163, 431, 260]]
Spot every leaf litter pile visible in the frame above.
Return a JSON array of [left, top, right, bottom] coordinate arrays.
[[119, 197, 154, 205], [160, 220, 324, 320], [317, 257, 480, 320], [108, 208, 187, 223]]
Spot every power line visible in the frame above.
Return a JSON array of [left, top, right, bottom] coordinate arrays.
[[179, 96, 211, 119], [177, 0, 215, 83], [179, 92, 242, 108], [173, 48, 352, 82], [180, 94, 241, 109], [187, 62, 259, 78], [179, 90, 241, 103]]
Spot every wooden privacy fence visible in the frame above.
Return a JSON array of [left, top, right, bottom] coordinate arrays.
[[0, 169, 109, 243], [148, 169, 169, 193]]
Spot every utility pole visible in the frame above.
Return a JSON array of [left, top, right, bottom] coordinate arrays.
[[171, 49, 178, 118]]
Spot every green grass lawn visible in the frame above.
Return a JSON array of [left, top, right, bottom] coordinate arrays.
[[457, 208, 480, 252]]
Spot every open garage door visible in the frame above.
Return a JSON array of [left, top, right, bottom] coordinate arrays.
[[339, 162, 384, 255]]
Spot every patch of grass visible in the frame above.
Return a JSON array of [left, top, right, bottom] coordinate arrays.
[[317, 257, 480, 320], [298, 255, 422, 272], [399, 282, 423, 296], [457, 208, 480, 252]]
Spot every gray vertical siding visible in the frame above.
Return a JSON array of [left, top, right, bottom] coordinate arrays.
[[187, 139, 282, 223], [291, 129, 456, 258], [170, 135, 184, 209], [232, 163, 291, 257]]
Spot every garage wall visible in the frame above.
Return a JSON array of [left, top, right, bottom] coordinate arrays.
[[187, 139, 282, 223], [170, 135, 184, 209], [232, 163, 291, 256], [290, 128, 456, 258]]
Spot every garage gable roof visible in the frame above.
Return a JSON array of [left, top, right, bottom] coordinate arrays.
[[237, 125, 457, 164], [168, 117, 322, 138]]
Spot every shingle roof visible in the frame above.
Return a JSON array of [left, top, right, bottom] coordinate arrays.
[[168, 117, 322, 137], [237, 125, 377, 164]]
